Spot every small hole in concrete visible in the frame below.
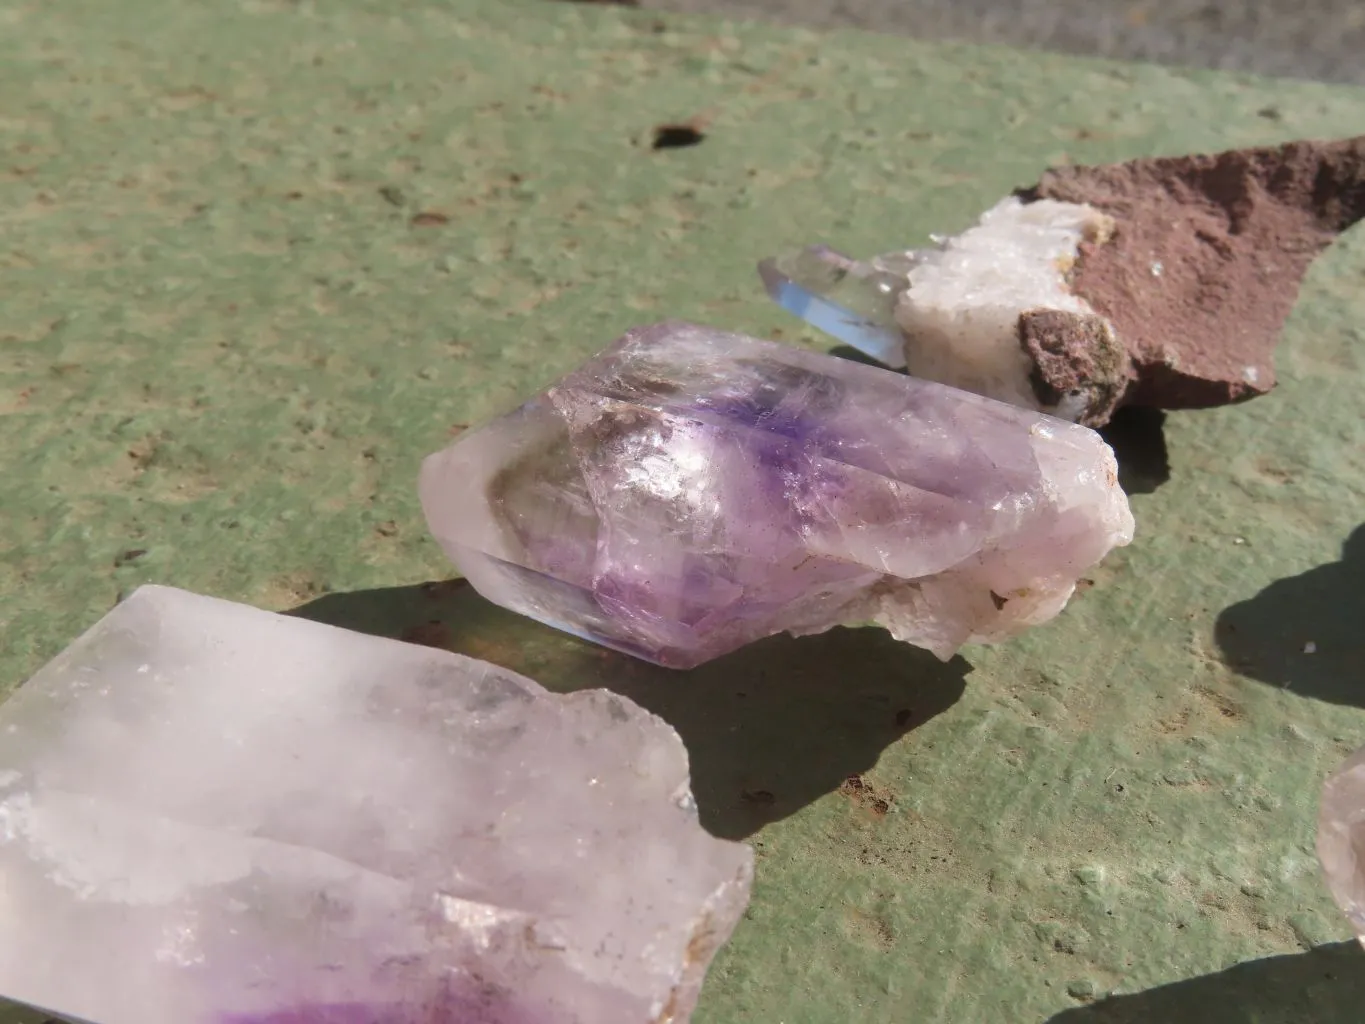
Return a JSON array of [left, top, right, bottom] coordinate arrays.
[[652, 124, 705, 150]]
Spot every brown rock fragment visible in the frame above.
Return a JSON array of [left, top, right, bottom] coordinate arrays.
[[1017, 308, 1133, 427], [1021, 135, 1365, 409]]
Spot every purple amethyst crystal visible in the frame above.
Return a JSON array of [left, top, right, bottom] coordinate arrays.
[[420, 321, 1134, 668]]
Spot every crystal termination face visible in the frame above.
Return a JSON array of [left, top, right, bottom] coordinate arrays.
[[421, 321, 1134, 669], [0, 586, 753, 1024]]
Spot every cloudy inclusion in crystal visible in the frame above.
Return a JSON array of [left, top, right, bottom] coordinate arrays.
[[421, 322, 1133, 669]]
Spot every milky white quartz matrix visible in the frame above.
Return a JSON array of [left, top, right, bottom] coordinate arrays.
[[760, 197, 1120, 422], [1318, 743, 1365, 944], [0, 586, 752, 1024], [420, 321, 1135, 669]]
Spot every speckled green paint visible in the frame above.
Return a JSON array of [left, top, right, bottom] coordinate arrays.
[[2, 2, 1364, 1021]]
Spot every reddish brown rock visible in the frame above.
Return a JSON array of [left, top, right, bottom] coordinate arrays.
[[1017, 308, 1132, 426], [1020, 135, 1365, 409]]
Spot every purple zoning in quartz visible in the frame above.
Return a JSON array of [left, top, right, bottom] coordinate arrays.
[[0, 587, 752, 1024], [420, 322, 1134, 669]]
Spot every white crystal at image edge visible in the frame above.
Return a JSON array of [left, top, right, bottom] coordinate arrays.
[[0, 586, 753, 1024], [1318, 743, 1365, 945]]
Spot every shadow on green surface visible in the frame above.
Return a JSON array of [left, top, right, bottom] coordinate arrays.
[[1047, 941, 1365, 1023], [827, 343, 891, 368], [1097, 407, 1169, 496], [291, 581, 969, 840], [1215, 524, 1365, 707]]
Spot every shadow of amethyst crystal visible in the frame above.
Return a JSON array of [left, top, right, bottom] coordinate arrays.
[[290, 580, 970, 840]]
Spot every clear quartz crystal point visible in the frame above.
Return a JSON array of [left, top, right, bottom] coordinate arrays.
[[758, 246, 914, 368], [420, 321, 1134, 670], [758, 199, 1126, 425], [0, 586, 753, 1024], [1318, 742, 1365, 944]]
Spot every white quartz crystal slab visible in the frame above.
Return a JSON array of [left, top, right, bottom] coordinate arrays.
[[0, 586, 752, 1024]]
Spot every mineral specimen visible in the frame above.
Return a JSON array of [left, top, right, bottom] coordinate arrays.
[[0, 586, 752, 1024], [762, 134, 1365, 426], [1318, 742, 1365, 945], [762, 197, 1126, 425], [1024, 134, 1365, 409], [420, 321, 1134, 669]]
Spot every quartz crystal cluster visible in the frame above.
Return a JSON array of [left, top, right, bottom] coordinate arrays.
[[760, 197, 1126, 426], [0, 586, 752, 1024], [421, 321, 1134, 669], [1318, 742, 1365, 945], [763, 135, 1365, 425]]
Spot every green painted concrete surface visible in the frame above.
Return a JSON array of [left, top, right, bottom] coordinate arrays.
[[2, 0, 1364, 1020]]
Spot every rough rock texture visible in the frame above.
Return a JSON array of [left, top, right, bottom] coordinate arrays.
[[1024, 134, 1365, 408], [1318, 742, 1365, 946], [420, 321, 1134, 669], [760, 198, 1124, 424], [890, 197, 1119, 420], [0, 586, 753, 1024], [763, 136, 1365, 423], [1017, 308, 1132, 426]]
